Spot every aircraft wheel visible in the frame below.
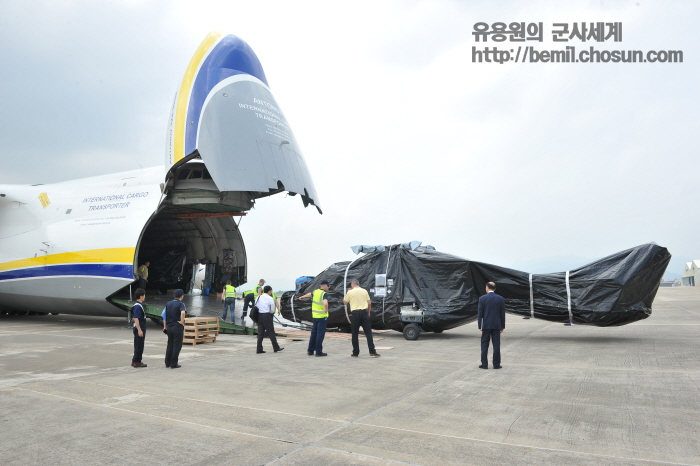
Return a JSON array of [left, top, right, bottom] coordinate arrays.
[[433, 329, 443, 333], [403, 323, 420, 341]]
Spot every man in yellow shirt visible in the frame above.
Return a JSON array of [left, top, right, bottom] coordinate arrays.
[[343, 278, 380, 358]]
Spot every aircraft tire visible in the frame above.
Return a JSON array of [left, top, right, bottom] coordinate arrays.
[[433, 329, 443, 333], [403, 323, 420, 341]]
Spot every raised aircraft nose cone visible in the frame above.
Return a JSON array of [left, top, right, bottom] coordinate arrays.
[[167, 32, 321, 213]]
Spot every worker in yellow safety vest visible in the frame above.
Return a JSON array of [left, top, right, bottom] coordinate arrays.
[[255, 279, 265, 296], [299, 280, 331, 357], [137, 261, 149, 290], [272, 291, 280, 314], [221, 280, 236, 323]]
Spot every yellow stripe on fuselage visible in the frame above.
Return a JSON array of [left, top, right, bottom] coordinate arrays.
[[0, 248, 135, 272], [173, 31, 224, 163]]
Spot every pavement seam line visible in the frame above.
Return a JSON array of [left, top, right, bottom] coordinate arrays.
[[266, 323, 552, 465], [0, 327, 108, 336], [265, 420, 362, 466], [0, 334, 131, 341], [12, 383, 699, 466], [14, 386, 300, 444], [72, 379, 349, 423], [497, 363, 700, 374], [353, 422, 699, 466], [660, 300, 700, 317], [353, 322, 552, 424], [13, 386, 427, 466], [310, 445, 423, 466], [331, 316, 698, 466]]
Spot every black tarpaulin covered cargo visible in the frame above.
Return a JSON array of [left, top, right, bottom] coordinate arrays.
[[280, 242, 671, 332]]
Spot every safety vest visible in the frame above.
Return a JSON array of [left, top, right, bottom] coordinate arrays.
[[243, 290, 254, 297], [224, 285, 236, 298], [311, 289, 328, 318], [138, 265, 148, 279], [255, 285, 263, 295]]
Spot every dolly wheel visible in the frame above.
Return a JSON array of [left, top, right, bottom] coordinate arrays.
[[433, 329, 443, 333], [403, 323, 420, 341]]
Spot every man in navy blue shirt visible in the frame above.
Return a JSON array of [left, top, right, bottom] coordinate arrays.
[[131, 288, 147, 368], [163, 289, 187, 369], [477, 281, 506, 369]]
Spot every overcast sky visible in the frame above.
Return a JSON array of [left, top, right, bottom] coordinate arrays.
[[1, 0, 697, 289]]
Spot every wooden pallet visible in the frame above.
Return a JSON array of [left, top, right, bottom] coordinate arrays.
[[184, 335, 218, 345], [183, 317, 219, 345]]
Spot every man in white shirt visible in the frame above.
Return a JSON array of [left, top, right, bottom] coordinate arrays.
[[256, 286, 284, 354]]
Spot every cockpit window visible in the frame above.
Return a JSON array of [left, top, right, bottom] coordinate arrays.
[[203, 168, 212, 180], [177, 169, 190, 180], [189, 170, 203, 179]]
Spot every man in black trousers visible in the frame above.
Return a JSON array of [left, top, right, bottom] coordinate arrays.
[[131, 288, 148, 368], [477, 281, 505, 369], [163, 289, 187, 369], [255, 286, 283, 354]]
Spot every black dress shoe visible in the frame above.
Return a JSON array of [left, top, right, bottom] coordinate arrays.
[[257, 351, 266, 354], [493, 366, 502, 369], [351, 354, 358, 357], [170, 364, 181, 369], [274, 347, 284, 352], [479, 365, 488, 369], [316, 352, 327, 357], [307, 352, 314, 356]]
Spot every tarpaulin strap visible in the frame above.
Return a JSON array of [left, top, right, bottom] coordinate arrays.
[[565, 270, 573, 325], [290, 293, 297, 323], [382, 247, 393, 326], [529, 274, 534, 318], [343, 257, 361, 324]]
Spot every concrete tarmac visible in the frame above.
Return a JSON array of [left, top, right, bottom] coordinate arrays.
[[1, 287, 699, 465]]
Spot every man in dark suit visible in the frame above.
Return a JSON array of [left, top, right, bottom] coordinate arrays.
[[477, 281, 505, 369]]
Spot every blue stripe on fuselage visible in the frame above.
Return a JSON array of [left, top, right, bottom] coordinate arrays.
[[0, 264, 134, 281], [185, 35, 268, 156]]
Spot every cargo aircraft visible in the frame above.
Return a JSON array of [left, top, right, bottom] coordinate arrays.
[[0, 32, 321, 316]]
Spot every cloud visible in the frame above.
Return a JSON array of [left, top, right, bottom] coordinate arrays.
[[0, 0, 187, 183]]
